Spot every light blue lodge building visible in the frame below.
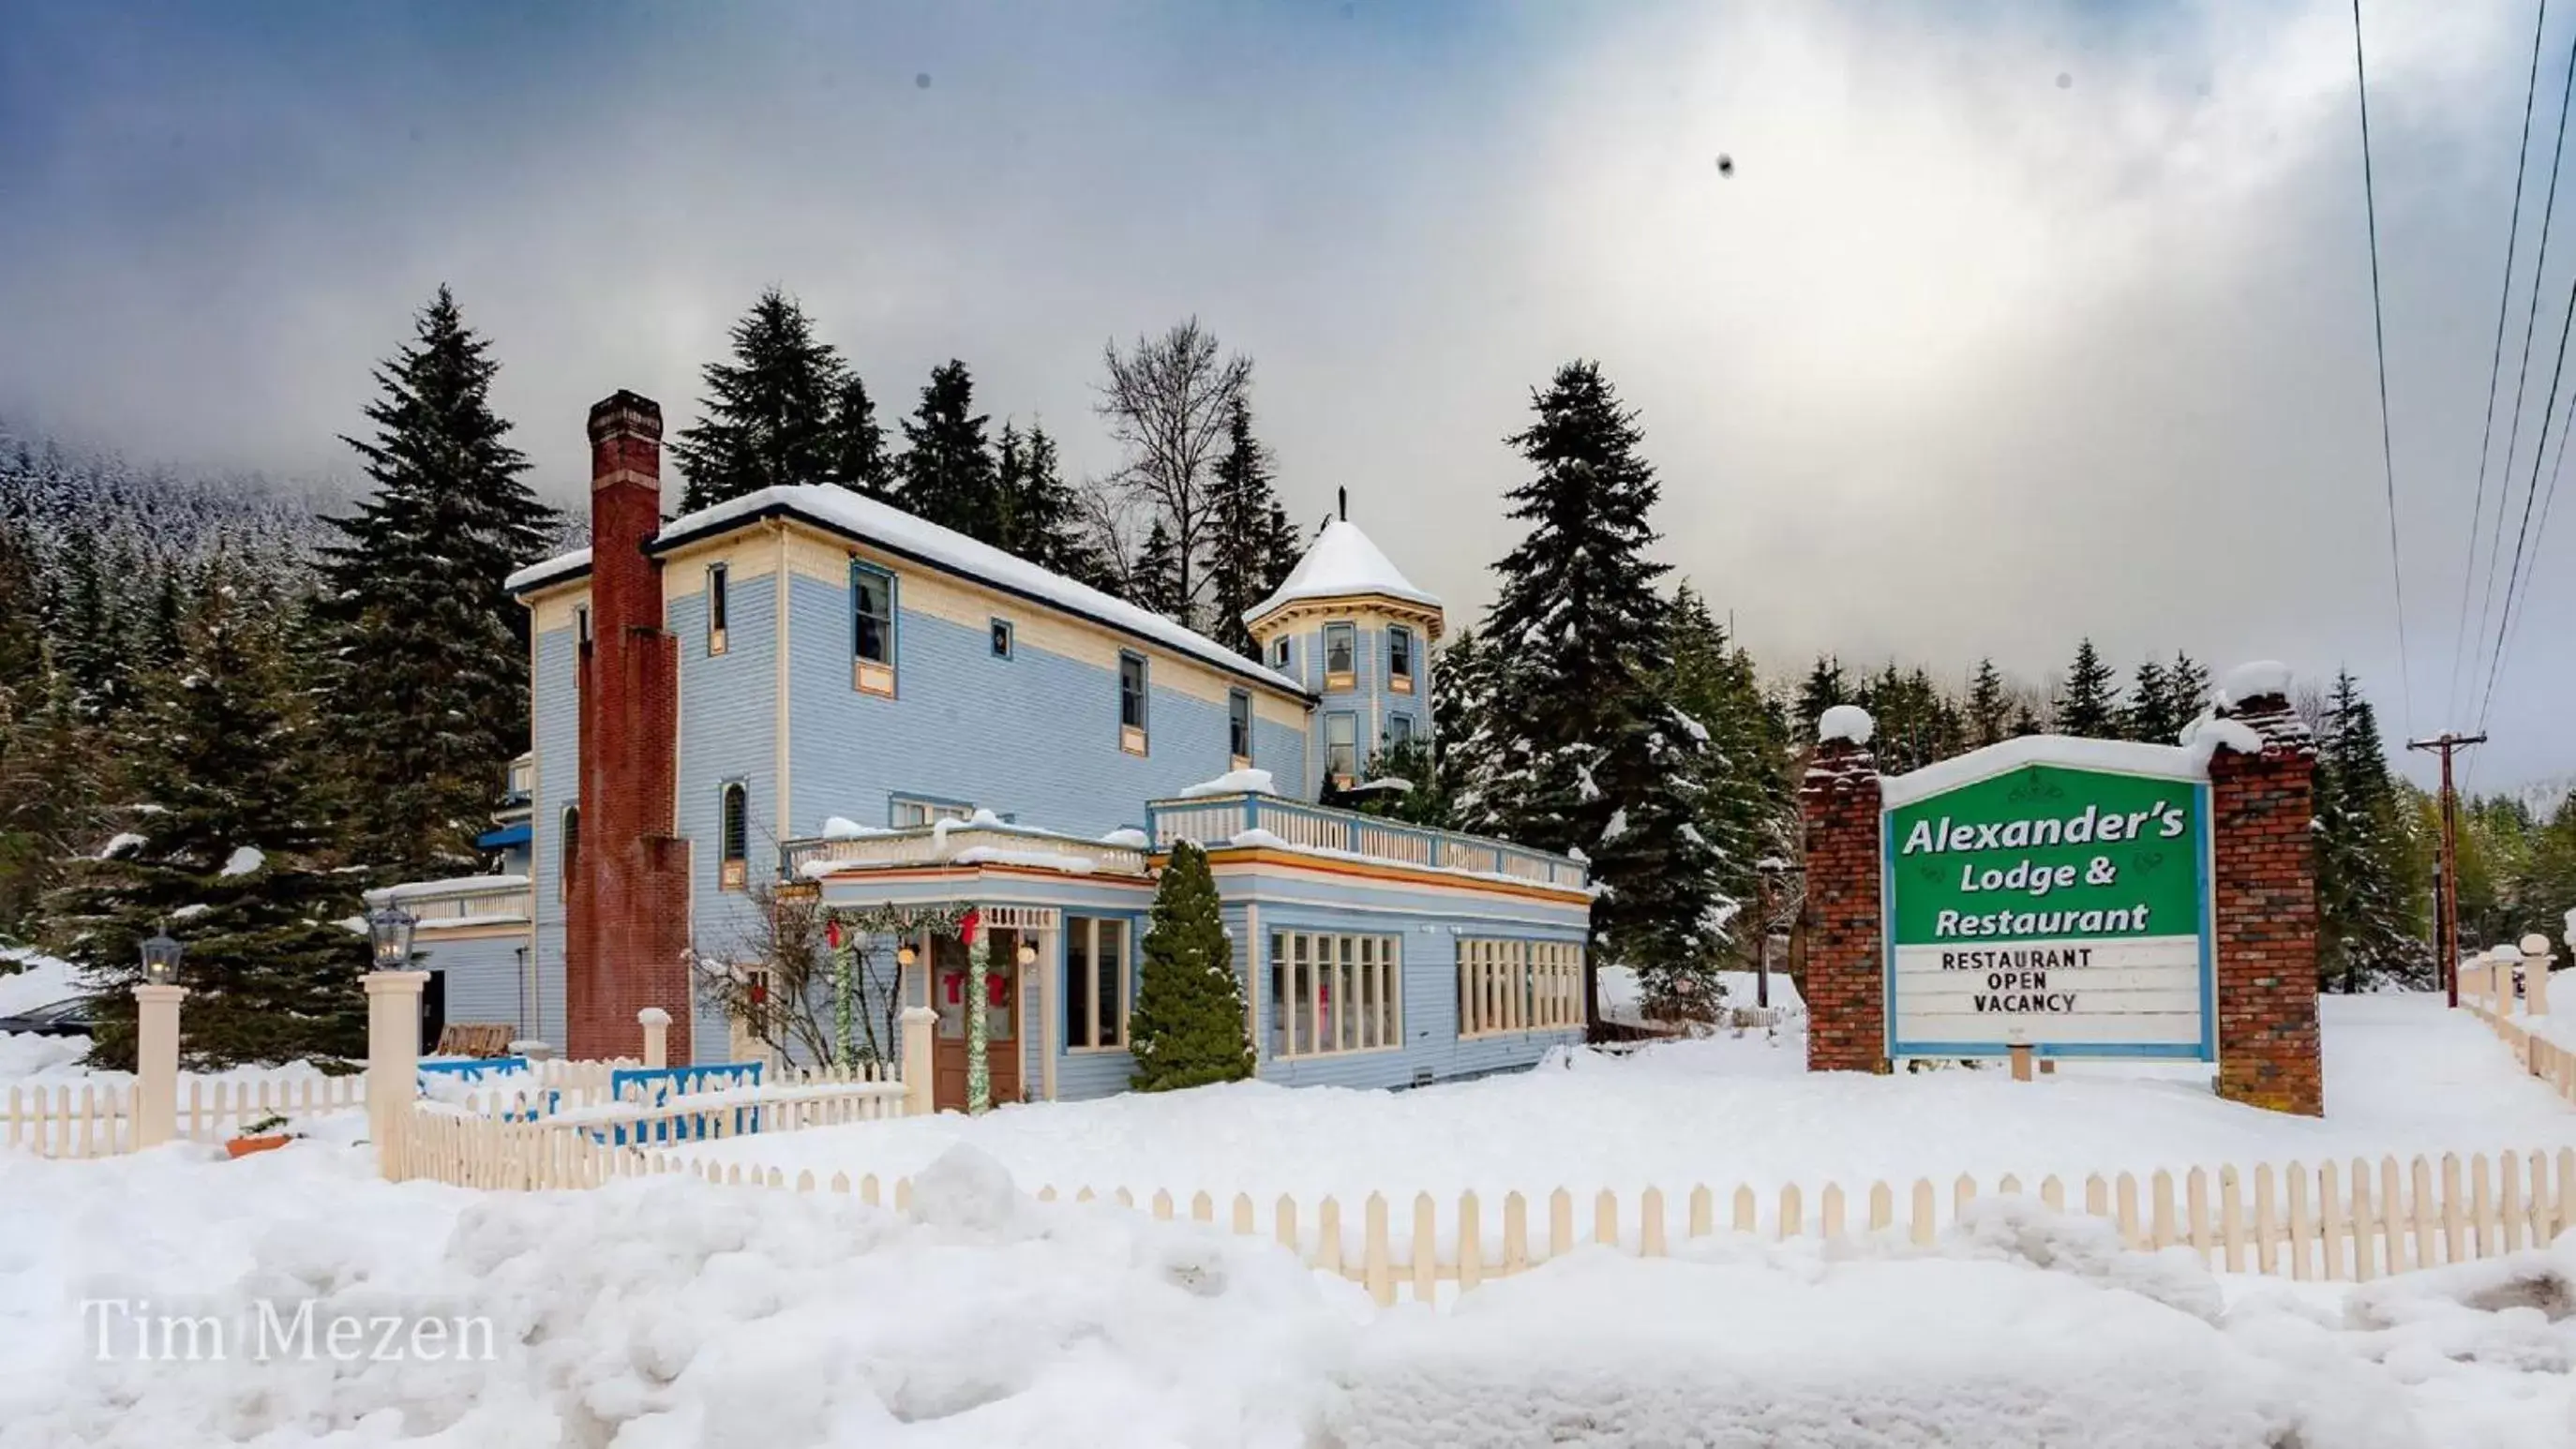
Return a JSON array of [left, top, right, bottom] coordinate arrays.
[[392, 390, 1589, 1110]]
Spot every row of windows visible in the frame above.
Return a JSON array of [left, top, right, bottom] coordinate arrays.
[[1270, 932, 1403, 1058], [1456, 938, 1584, 1037], [1269, 622, 1416, 694]]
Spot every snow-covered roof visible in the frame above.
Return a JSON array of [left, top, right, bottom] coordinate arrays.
[[1245, 518, 1441, 623], [506, 485, 1307, 698]]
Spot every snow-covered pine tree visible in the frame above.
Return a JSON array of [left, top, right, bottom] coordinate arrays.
[[897, 360, 1004, 543], [45, 568, 367, 1068], [672, 288, 853, 512], [2314, 669, 2428, 990], [1203, 396, 1302, 660], [825, 373, 892, 499], [1482, 361, 1724, 1011], [1126, 841, 1255, 1090], [314, 287, 556, 882], [1664, 588, 1792, 964], [1966, 658, 2011, 748], [2053, 637, 2120, 738]]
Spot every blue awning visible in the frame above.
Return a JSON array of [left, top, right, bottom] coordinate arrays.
[[477, 821, 532, 850]]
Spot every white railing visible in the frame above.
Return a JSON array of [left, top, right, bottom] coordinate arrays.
[[374, 875, 533, 924], [1146, 792, 1588, 889], [782, 824, 1149, 880], [398, 1075, 909, 1188]]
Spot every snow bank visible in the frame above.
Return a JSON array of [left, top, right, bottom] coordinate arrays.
[[2182, 714, 2267, 762], [1179, 768, 1277, 799], [4, 1139, 2572, 1445], [1100, 828, 1151, 848], [818, 816, 891, 840], [1818, 703, 1874, 744], [0, 949, 78, 1016], [688, 995, 2576, 1207]]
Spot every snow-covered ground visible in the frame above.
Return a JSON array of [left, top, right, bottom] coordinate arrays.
[[684, 994, 2576, 1202], [3, 1134, 2573, 1446]]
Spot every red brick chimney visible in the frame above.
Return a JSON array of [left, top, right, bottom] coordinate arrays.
[[565, 391, 693, 1064]]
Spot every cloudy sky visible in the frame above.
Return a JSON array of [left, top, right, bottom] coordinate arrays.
[[2, 1, 2569, 786]]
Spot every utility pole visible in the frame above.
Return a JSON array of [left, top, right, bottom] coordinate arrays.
[[2406, 732, 2486, 1008]]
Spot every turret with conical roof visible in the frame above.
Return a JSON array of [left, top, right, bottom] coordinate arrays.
[[1244, 518, 1445, 791]]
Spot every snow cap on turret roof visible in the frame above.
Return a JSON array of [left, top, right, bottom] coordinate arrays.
[[1245, 518, 1441, 623]]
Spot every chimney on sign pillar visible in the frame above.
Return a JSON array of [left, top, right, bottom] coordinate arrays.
[[565, 392, 694, 1065]]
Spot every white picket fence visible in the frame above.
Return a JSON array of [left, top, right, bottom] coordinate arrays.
[[2467, 1001, 2576, 1107], [4, 1074, 367, 1158], [397, 1072, 909, 1188], [443, 1060, 897, 1123]]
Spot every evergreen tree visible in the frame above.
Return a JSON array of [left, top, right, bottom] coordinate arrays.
[[1127, 519, 1185, 619], [2123, 658, 2180, 743], [993, 423, 1100, 581], [1966, 658, 2011, 748], [2054, 637, 2120, 737], [1794, 656, 1849, 740], [2314, 670, 2428, 990], [1126, 841, 1255, 1090], [2169, 652, 2212, 722], [825, 373, 892, 499], [671, 288, 852, 511], [314, 287, 555, 880], [2009, 702, 2045, 737], [898, 360, 1003, 542], [1203, 396, 1303, 659], [44, 570, 367, 1068], [1664, 588, 1793, 962], [1438, 629, 1506, 832], [1478, 361, 1724, 1002]]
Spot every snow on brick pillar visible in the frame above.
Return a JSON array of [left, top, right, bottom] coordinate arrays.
[[1800, 707, 1889, 1075], [2207, 667, 2322, 1116], [565, 391, 694, 1065]]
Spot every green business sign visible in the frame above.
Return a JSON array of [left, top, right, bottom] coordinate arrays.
[[1881, 747, 2214, 1062]]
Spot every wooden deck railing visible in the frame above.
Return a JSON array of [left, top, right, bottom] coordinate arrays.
[[1146, 791, 1589, 889]]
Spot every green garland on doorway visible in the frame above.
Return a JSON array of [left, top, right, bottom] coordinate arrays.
[[822, 904, 972, 1067]]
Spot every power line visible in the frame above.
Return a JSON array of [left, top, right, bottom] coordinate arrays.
[[2475, 235, 2576, 739], [2473, 17, 2576, 716], [2477, 420, 2571, 739], [2450, 0, 2551, 722], [2351, 0, 2418, 736]]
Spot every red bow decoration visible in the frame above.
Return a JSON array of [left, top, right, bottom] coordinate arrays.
[[960, 908, 981, 947], [825, 917, 843, 950]]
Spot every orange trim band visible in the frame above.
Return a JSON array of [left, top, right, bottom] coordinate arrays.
[[1191, 847, 1591, 905]]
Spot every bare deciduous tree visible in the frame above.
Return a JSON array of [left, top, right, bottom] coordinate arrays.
[[693, 878, 906, 1067], [1091, 318, 1251, 622]]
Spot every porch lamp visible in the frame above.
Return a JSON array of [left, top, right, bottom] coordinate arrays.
[[1016, 943, 1037, 966], [367, 904, 418, 972], [139, 924, 183, 986], [896, 944, 917, 968]]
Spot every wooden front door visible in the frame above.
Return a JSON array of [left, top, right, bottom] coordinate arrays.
[[932, 930, 1022, 1111]]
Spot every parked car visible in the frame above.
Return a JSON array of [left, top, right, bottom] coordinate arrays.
[[0, 997, 95, 1038]]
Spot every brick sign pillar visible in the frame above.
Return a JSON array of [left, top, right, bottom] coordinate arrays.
[[2207, 683, 2323, 1116], [1801, 717, 1889, 1074]]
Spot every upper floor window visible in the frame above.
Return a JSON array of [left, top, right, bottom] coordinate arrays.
[[851, 560, 896, 695], [1323, 622, 1356, 687], [1228, 689, 1253, 766], [891, 796, 973, 829], [706, 563, 730, 656], [1325, 711, 1357, 783], [990, 618, 1014, 659], [1387, 625, 1414, 693], [1270, 635, 1291, 671], [1118, 651, 1150, 754], [1386, 713, 1415, 749], [558, 804, 580, 902], [575, 605, 592, 650], [718, 783, 748, 890]]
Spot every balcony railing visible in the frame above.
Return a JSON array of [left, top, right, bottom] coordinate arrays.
[[1146, 792, 1588, 890], [376, 875, 534, 925], [501, 754, 534, 805], [783, 819, 1151, 882]]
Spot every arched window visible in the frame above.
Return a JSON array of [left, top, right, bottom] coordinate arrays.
[[719, 783, 749, 889], [559, 804, 580, 902]]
